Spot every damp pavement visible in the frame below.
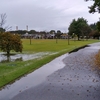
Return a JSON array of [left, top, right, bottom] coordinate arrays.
[[0, 42, 100, 100]]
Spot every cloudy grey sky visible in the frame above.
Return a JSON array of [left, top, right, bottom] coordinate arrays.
[[0, 0, 99, 32]]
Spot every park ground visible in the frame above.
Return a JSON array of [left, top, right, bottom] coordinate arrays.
[[0, 39, 99, 89]]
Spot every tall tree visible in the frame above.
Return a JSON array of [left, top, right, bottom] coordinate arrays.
[[55, 30, 62, 39], [68, 18, 91, 40], [85, 0, 100, 13]]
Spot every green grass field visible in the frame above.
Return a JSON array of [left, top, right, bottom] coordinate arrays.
[[0, 39, 99, 89], [22, 39, 99, 52]]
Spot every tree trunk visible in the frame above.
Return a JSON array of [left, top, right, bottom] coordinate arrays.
[[7, 50, 10, 57], [78, 35, 80, 41], [7, 56, 10, 62]]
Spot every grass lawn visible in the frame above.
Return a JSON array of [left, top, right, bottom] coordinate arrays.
[[0, 39, 99, 89]]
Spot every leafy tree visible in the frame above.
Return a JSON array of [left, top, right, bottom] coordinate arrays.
[[55, 30, 62, 39], [0, 32, 23, 56], [50, 30, 55, 34], [91, 30, 100, 39], [96, 21, 100, 31], [10, 30, 27, 35], [82, 25, 92, 39], [68, 18, 91, 40], [89, 23, 97, 30], [29, 30, 37, 34], [85, 0, 100, 13]]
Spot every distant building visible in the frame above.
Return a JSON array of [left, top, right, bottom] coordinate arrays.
[[61, 33, 68, 39]]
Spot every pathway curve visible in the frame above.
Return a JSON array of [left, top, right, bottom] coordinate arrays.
[[0, 42, 100, 100]]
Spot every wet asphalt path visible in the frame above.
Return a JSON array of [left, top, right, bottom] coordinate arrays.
[[9, 42, 100, 100]]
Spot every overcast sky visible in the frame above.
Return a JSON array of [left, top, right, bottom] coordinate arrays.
[[0, 0, 99, 32]]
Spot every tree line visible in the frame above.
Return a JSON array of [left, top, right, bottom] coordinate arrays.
[[68, 17, 100, 40]]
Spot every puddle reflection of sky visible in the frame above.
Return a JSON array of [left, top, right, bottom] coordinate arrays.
[[0, 52, 57, 63]]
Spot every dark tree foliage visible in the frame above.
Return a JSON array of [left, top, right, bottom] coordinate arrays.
[[28, 30, 37, 35], [50, 30, 56, 34], [90, 23, 97, 30], [91, 30, 100, 39], [68, 18, 91, 40], [10, 30, 27, 35], [85, 0, 100, 13], [96, 21, 100, 31], [0, 32, 23, 56], [55, 30, 62, 39], [85, 0, 100, 36]]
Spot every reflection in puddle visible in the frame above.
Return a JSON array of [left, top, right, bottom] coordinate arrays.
[[0, 53, 68, 100], [0, 52, 57, 63]]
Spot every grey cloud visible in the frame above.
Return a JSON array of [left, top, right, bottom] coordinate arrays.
[[0, 0, 99, 32]]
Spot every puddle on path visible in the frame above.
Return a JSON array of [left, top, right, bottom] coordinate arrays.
[[0, 53, 68, 100]]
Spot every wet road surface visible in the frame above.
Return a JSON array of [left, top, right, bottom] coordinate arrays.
[[0, 52, 67, 100], [0, 42, 100, 100]]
